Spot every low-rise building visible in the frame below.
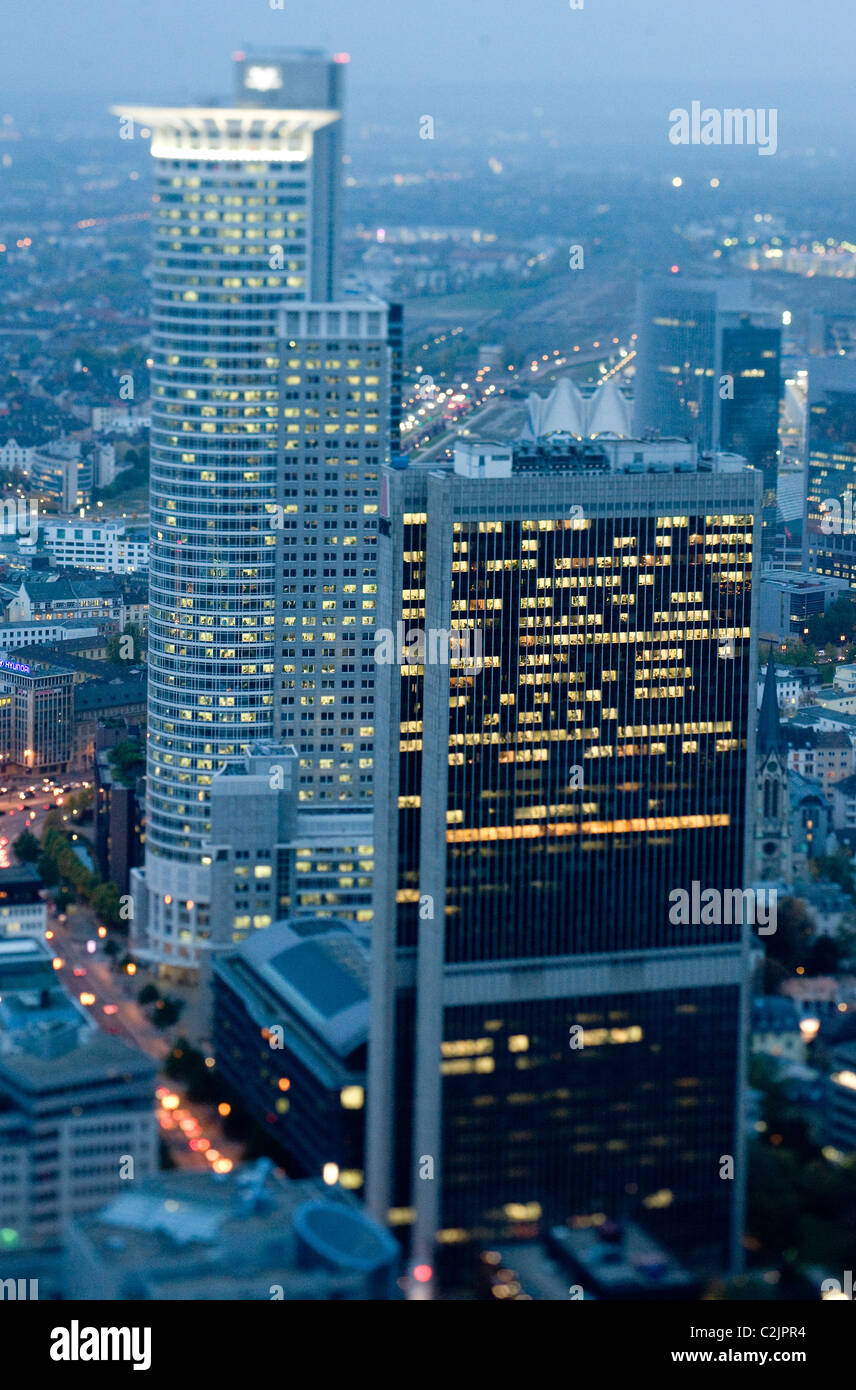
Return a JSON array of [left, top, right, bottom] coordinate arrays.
[[0, 441, 32, 472], [787, 705, 856, 735], [752, 995, 806, 1063], [827, 1042, 856, 1155], [757, 664, 822, 713], [0, 938, 157, 1249], [74, 676, 146, 767], [759, 570, 849, 641], [64, 1160, 399, 1299], [833, 663, 856, 693], [28, 440, 93, 511], [786, 727, 855, 800], [829, 773, 856, 832], [1, 574, 126, 633], [0, 866, 47, 942], [40, 521, 149, 575], [212, 918, 368, 1186], [0, 619, 98, 652], [815, 689, 856, 717]]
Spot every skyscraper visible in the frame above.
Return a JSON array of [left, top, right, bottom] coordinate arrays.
[[635, 277, 780, 544], [367, 439, 760, 1290], [803, 358, 856, 586], [116, 53, 388, 974]]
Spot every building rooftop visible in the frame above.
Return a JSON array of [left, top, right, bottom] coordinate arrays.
[[0, 864, 43, 891], [547, 1219, 697, 1297], [788, 705, 856, 732], [0, 1025, 155, 1088], [216, 918, 368, 1058], [24, 576, 122, 605], [74, 677, 146, 713], [71, 1161, 399, 1300]]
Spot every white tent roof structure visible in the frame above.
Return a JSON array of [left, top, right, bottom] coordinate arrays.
[[523, 375, 632, 440]]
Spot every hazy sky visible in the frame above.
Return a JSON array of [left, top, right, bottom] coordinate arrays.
[[3, 0, 853, 101]]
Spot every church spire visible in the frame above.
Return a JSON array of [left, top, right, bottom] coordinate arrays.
[[758, 646, 784, 757]]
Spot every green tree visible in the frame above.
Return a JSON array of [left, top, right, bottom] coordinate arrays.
[[36, 853, 59, 886], [808, 596, 856, 649], [13, 830, 41, 863], [107, 738, 144, 785]]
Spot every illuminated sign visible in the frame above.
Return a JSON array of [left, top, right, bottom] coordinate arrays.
[[244, 65, 282, 92], [0, 659, 30, 675]]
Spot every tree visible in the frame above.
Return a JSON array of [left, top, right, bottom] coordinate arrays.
[[805, 935, 845, 976], [36, 853, 59, 886], [810, 851, 856, 899], [138, 983, 160, 1006], [152, 997, 182, 1028], [766, 896, 814, 973], [107, 738, 144, 785], [808, 596, 856, 649], [91, 880, 122, 928], [13, 830, 41, 863]]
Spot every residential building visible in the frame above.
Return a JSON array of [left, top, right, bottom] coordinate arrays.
[[0, 441, 32, 472], [0, 619, 99, 652], [785, 726, 855, 798]]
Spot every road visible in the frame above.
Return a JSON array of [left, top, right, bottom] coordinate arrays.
[[2, 776, 245, 1175]]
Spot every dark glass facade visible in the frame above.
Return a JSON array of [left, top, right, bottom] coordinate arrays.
[[804, 368, 856, 586], [439, 986, 740, 1271], [369, 462, 760, 1282]]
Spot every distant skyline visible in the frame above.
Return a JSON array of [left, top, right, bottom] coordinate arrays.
[[3, 0, 854, 99]]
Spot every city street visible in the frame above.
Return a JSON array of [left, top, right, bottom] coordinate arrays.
[[6, 803, 245, 1176]]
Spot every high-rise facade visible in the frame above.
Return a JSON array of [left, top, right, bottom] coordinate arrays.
[[635, 277, 780, 544], [367, 441, 760, 1289], [804, 359, 856, 586], [117, 53, 388, 974], [273, 300, 386, 804]]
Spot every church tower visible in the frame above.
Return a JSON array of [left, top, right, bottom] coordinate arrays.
[[755, 651, 792, 884]]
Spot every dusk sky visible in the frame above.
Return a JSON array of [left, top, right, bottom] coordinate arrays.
[[3, 0, 853, 99]]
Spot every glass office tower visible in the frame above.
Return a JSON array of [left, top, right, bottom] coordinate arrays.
[[116, 53, 388, 973], [635, 277, 780, 548], [367, 447, 761, 1290], [804, 359, 856, 586]]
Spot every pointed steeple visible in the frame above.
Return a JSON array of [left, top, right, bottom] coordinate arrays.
[[758, 646, 784, 757]]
